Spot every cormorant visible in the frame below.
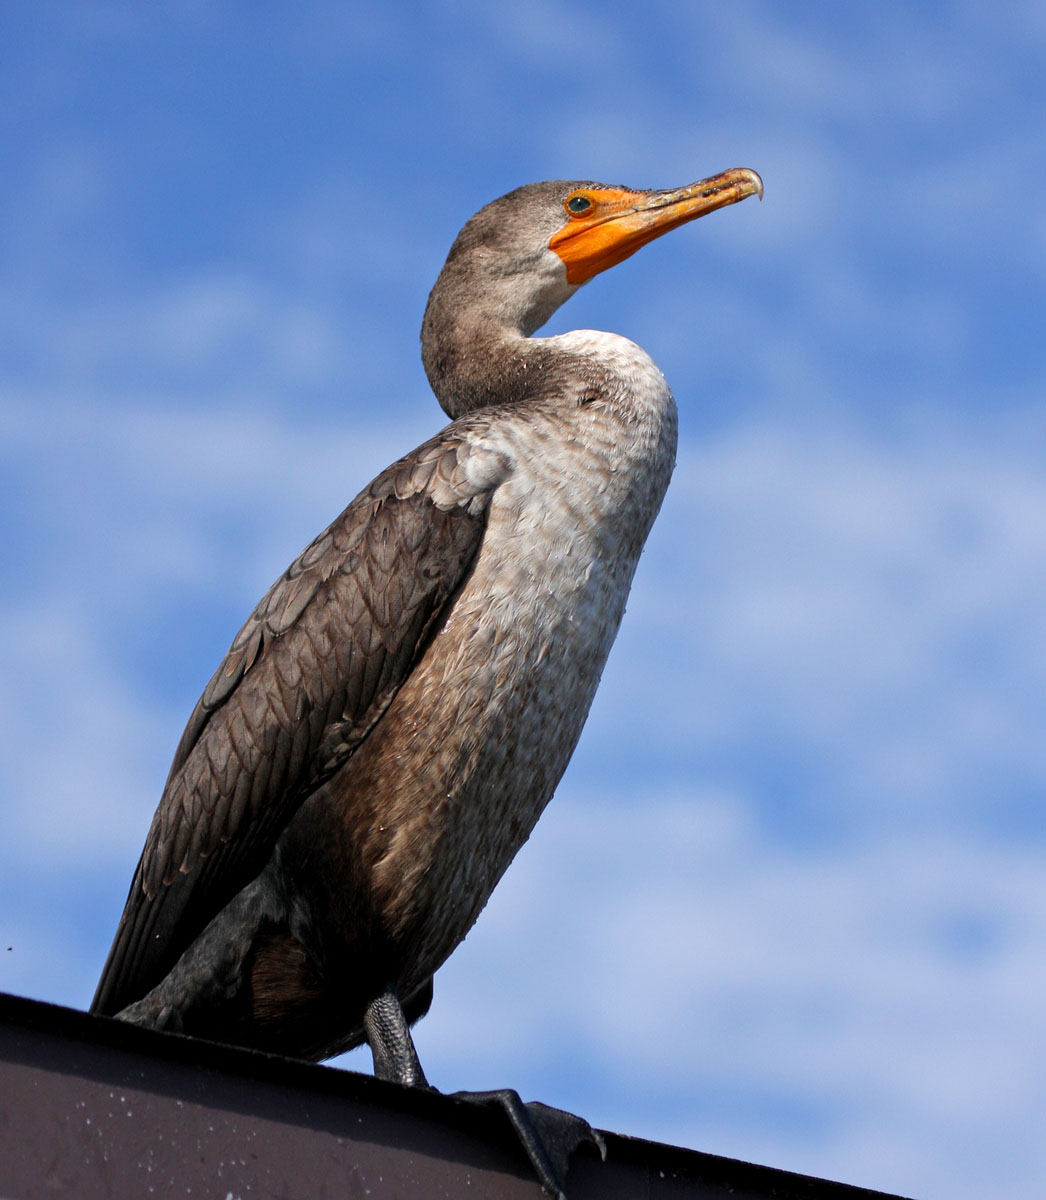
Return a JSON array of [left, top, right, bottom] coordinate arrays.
[[92, 167, 763, 1197]]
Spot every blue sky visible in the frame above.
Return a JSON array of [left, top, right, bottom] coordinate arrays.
[[2, 4, 1045, 1198]]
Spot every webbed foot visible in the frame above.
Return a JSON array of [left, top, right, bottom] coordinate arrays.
[[451, 1088, 606, 1200]]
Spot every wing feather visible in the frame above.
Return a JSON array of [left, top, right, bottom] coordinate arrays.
[[92, 432, 499, 1016]]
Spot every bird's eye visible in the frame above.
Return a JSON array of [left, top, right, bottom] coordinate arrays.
[[567, 194, 592, 215]]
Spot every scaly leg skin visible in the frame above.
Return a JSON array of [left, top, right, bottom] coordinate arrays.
[[363, 984, 429, 1088], [362, 985, 605, 1199]]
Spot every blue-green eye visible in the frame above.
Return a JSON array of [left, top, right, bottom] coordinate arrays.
[[567, 194, 592, 214]]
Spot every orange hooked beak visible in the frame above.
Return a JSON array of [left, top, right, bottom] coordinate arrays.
[[549, 167, 763, 286]]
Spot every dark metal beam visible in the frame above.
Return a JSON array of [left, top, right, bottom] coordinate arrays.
[[0, 991, 913, 1199]]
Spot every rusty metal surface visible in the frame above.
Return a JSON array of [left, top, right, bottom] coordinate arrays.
[[0, 992, 912, 1199]]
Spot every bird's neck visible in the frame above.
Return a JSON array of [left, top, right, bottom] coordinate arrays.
[[420, 251, 583, 419], [421, 313, 562, 419]]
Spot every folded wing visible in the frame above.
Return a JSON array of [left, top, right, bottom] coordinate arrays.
[[92, 433, 497, 1016]]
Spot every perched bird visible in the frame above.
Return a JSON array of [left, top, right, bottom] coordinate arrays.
[[92, 167, 762, 1195]]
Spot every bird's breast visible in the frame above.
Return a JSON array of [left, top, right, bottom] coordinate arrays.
[[303, 334, 678, 984]]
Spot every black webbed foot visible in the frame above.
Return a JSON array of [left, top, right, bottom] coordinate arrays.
[[450, 1089, 606, 1200]]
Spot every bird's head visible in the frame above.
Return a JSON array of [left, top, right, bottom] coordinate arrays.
[[422, 168, 763, 415]]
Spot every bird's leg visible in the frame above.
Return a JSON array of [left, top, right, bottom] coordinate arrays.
[[362, 983, 603, 1199], [363, 983, 429, 1088]]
